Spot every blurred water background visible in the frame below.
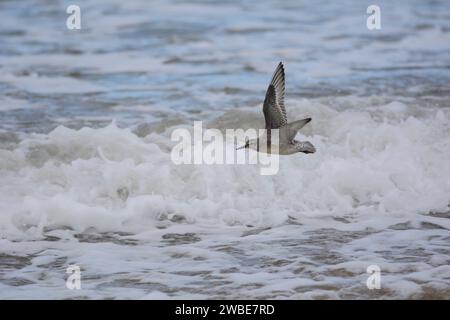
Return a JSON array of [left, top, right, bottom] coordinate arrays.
[[0, 0, 449, 299]]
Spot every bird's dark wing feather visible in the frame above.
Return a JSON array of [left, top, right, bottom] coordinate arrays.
[[263, 62, 287, 129]]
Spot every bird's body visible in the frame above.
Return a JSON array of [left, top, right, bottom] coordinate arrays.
[[237, 62, 316, 155], [244, 125, 315, 155]]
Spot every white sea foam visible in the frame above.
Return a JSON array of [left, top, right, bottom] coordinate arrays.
[[1, 101, 448, 235], [0, 99, 449, 298]]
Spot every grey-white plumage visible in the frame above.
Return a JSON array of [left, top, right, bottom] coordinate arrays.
[[238, 62, 316, 155], [263, 62, 287, 129]]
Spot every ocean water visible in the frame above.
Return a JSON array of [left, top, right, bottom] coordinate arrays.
[[0, 0, 450, 299]]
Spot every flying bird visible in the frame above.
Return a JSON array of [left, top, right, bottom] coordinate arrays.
[[237, 62, 316, 155]]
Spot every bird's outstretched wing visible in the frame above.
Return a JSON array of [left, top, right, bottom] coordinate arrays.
[[280, 117, 312, 142], [263, 62, 287, 129]]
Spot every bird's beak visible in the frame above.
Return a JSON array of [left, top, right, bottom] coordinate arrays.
[[236, 139, 249, 150], [236, 141, 248, 150]]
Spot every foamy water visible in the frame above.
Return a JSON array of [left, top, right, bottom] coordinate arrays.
[[0, 0, 449, 299]]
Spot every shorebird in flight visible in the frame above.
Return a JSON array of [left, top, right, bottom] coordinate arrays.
[[237, 62, 316, 155]]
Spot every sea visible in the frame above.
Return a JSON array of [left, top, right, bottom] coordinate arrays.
[[0, 0, 449, 299]]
